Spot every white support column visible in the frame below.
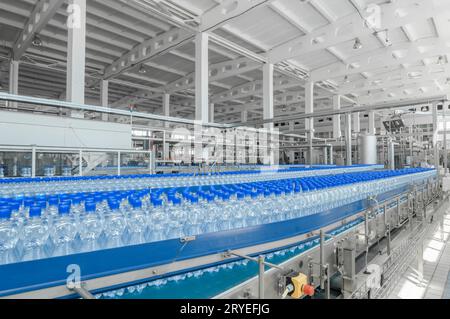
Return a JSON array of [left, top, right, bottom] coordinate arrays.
[[8, 60, 19, 109], [163, 93, 170, 160], [289, 121, 295, 163], [100, 80, 109, 121], [368, 111, 376, 135], [163, 93, 170, 126], [305, 80, 314, 165], [195, 32, 209, 124], [353, 112, 360, 133], [241, 109, 248, 124], [66, 0, 86, 117], [263, 63, 274, 131], [432, 101, 439, 171], [209, 103, 215, 123], [345, 113, 352, 166], [332, 95, 341, 139]]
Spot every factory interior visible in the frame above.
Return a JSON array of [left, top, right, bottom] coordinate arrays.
[[1, 0, 450, 303]]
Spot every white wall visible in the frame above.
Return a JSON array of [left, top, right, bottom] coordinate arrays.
[[0, 111, 132, 149]]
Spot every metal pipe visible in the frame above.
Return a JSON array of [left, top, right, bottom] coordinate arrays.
[[233, 95, 449, 127], [71, 286, 95, 299], [258, 255, 265, 299], [319, 230, 325, 290], [31, 145, 36, 178], [0, 92, 232, 128]]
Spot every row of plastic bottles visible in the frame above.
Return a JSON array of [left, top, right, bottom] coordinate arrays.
[[0, 165, 383, 197], [0, 168, 434, 265]]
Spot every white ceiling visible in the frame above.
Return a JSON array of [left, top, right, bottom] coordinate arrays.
[[0, 0, 449, 124]]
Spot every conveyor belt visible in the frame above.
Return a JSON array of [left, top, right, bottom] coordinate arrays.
[[0, 182, 418, 298]]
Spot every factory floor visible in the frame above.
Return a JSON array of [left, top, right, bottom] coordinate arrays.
[[388, 200, 450, 299]]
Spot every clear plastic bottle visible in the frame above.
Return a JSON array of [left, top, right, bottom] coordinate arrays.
[[103, 200, 127, 249], [124, 199, 148, 245], [0, 207, 19, 265], [20, 206, 49, 261], [78, 202, 104, 253], [50, 204, 77, 257]]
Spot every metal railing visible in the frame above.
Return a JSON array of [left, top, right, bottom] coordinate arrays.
[[0, 144, 153, 178]]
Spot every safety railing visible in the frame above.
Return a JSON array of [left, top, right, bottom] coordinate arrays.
[[0, 144, 153, 178]]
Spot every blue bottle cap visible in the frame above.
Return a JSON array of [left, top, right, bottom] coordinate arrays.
[[29, 206, 42, 218], [36, 200, 47, 209], [58, 204, 71, 215], [131, 200, 142, 209], [85, 202, 96, 213], [108, 201, 120, 211], [48, 197, 59, 206], [0, 207, 11, 219]]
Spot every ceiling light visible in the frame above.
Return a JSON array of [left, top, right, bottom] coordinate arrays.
[[353, 38, 362, 50], [138, 65, 147, 74], [31, 34, 42, 47]]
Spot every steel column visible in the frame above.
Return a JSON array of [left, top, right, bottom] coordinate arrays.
[[66, 0, 86, 105], [8, 60, 19, 109], [195, 33, 209, 124], [100, 80, 109, 121], [263, 63, 274, 132], [345, 113, 352, 166]]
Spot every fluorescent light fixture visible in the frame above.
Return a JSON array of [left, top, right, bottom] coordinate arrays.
[[353, 38, 362, 50], [31, 34, 43, 47], [138, 65, 147, 74]]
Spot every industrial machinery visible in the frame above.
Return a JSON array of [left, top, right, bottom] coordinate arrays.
[[0, 165, 439, 299]]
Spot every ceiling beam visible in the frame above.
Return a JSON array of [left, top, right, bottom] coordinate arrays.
[[103, 28, 194, 79], [199, 0, 270, 32], [339, 64, 450, 95], [164, 57, 261, 93], [266, 0, 447, 64], [13, 0, 65, 60], [211, 76, 303, 103], [357, 82, 449, 105], [311, 38, 450, 81]]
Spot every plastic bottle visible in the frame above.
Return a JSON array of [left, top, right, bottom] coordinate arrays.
[[50, 204, 77, 257], [0, 207, 19, 265], [20, 206, 49, 261]]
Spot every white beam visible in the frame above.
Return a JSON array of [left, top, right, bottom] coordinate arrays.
[[305, 80, 314, 165], [66, 0, 86, 105], [103, 28, 193, 80], [333, 95, 341, 138], [209, 103, 215, 123], [241, 109, 248, 123], [357, 82, 449, 105], [339, 64, 450, 95], [164, 57, 260, 93], [263, 63, 274, 131], [305, 80, 314, 131], [353, 112, 360, 133], [13, 0, 65, 60], [345, 113, 352, 165], [100, 80, 108, 121], [368, 111, 376, 135], [267, 0, 448, 63], [211, 76, 302, 103], [8, 60, 19, 108], [200, 0, 269, 32], [163, 93, 170, 128], [195, 33, 209, 124], [311, 38, 450, 81]]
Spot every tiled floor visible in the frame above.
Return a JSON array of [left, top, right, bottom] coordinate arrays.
[[388, 202, 450, 299]]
